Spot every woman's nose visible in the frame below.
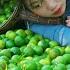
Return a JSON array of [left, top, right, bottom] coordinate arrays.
[[47, 0, 57, 10]]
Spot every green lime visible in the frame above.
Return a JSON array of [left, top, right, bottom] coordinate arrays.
[[39, 57, 51, 65], [48, 48, 61, 59], [29, 37, 38, 45], [3, 38, 8, 42], [36, 62, 42, 70], [14, 36, 25, 47], [53, 64, 66, 70], [66, 64, 70, 70], [63, 54, 70, 64], [6, 40, 15, 48], [26, 35, 33, 40], [8, 63, 22, 70], [10, 47, 20, 55], [6, 30, 16, 40], [49, 41, 59, 48], [31, 45, 43, 55], [16, 29, 26, 38], [8, 63, 16, 69], [0, 59, 7, 70], [10, 55, 21, 64], [45, 38, 50, 43], [41, 65, 53, 70], [38, 40, 49, 50], [24, 37, 30, 44], [22, 60, 37, 70], [54, 46, 65, 55], [6, 13, 11, 18], [4, 7, 11, 13], [65, 46, 70, 54], [20, 45, 27, 54], [0, 56, 9, 63], [52, 56, 66, 65], [25, 56, 33, 61], [23, 46, 34, 57], [9, 66, 22, 70], [0, 34, 6, 39], [25, 29, 33, 36], [0, 15, 6, 23], [27, 42, 36, 47], [0, 49, 12, 58], [34, 34, 43, 41], [0, 40, 5, 49], [45, 48, 52, 54], [33, 56, 42, 63]]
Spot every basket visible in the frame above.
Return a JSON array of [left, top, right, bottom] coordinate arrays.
[[0, 1, 20, 34], [20, 0, 66, 25]]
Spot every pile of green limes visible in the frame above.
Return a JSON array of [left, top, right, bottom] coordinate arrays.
[[0, 29, 70, 70], [0, 0, 16, 24]]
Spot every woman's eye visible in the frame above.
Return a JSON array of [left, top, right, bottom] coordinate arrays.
[[30, 0, 42, 9]]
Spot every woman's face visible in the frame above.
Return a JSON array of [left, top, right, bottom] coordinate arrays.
[[25, 0, 66, 17]]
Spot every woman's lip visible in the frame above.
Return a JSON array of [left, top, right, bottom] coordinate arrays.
[[53, 6, 62, 15]]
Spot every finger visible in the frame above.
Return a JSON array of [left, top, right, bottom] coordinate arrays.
[[65, 20, 70, 23], [67, 16, 70, 20]]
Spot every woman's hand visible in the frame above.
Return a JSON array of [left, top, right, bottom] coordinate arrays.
[[66, 16, 70, 27]]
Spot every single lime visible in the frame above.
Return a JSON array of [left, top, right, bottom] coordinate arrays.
[[29, 37, 38, 45], [31, 45, 43, 55], [65, 46, 70, 54], [34, 34, 43, 41], [52, 56, 66, 65], [22, 60, 37, 70], [54, 46, 65, 55], [23, 46, 34, 57], [63, 54, 70, 64], [16, 29, 26, 38], [0, 34, 6, 39], [10, 47, 20, 55], [14, 36, 25, 47], [0, 15, 6, 23], [39, 57, 51, 65], [38, 40, 49, 50], [49, 41, 59, 48], [0, 49, 12, 58], [0, 59, 7, 70], [0, 40, 5, 49], [36, 62, 42, 70], [53, 64, 66, 70], [26, 35, 33, 40], [45, 48, 52, 54], [6, 30, 16, 40], [10, 55, 21, 64], [20, 45, 27, 54], [41, 65, 53, 70], [33, 56, 42, 63], [66, 64, 70, 70], [25, 29, 33, 36], [48, 48, 61, 59], [0, 56, 9, 63], [6, 40, 15, 48]]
